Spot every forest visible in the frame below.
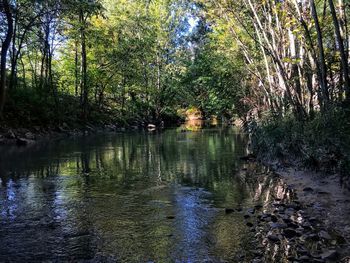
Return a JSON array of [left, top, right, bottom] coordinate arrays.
[[1, 0, 350, 171]]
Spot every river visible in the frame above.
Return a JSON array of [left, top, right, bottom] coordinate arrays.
[[0, 123, 282, 262]]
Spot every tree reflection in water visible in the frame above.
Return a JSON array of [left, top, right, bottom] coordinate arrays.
[[0, 126, 294, 262]]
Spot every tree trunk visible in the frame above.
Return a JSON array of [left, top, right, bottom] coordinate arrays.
[[310, 0, 329, 106], [9, 12, 17, 91], [0, 0, 13, 117], [75, 39, 79, 97], [80, 10, 88, 120], [328, 0, 350, 101]]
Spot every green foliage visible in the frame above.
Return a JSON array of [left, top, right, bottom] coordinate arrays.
[[251, 107, 350, 175]]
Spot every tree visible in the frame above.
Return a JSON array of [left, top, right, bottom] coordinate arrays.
[[0, 0, 13, 117]]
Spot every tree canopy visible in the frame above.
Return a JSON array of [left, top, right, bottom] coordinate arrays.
[[1, 0, 349, 126]]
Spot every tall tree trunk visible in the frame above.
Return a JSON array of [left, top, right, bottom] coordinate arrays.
[[328, 0, 350, 101], [80, 10, 88, 120], [9, 12, 17, 91], [310, 0, 329, 106], [74, 39, 79, 97], [0, 0, 13, 117]]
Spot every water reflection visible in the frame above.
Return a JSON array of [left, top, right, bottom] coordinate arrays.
[[0, 126, 284, 262]]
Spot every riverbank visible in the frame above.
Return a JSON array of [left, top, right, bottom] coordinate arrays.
[[0, 123, 124, 146], [0, 120, 175, 146], [240, 158, 350, 262]]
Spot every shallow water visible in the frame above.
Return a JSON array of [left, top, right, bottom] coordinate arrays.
[[0, 125, 275, 262]]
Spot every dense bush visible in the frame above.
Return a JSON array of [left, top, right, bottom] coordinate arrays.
[[250, 107, 350, 176]]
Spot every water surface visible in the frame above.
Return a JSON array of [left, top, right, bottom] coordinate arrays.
[[0, 125, 275, 262]]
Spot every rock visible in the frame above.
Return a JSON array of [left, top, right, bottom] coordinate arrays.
[[319, 230, 332, 240], [246, 222, 254, 227], [288, 222, 299, 229], [247, 208, 255, 214], [303, 187, 314, 192], [24, 132, 35, 140], [309, 217, 319, 223], [270, 215, 278, 222], [225, 208, 235, 214], [270, 222, 288, 229], [254, 204, 263, 210], [298, 255, 310, 261], [166, 215, 175, 219], [285, 208, 295, 215], [239, 153, 256, 161], [16, 138, 34, 146], [319, 250, 338, 260], [5, 130, 16, 139], [297, 248, 309, 256], [302, 221, 311, 228], [287, 203, 302, 210], [62, 122, 69, 129], [250, 250, 263, 257], [306, 233, 320, 241], [317, 191, 330, 195], [283, 228, 297, 238], [267, 234, 280, 242]]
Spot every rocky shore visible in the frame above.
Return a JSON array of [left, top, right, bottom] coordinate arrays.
[[234, 158, 350, 262]]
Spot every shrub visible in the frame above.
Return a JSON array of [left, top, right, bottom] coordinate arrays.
[[250, 107, 350, 176]]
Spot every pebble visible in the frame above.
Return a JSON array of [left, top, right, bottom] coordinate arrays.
[[283, 228, 297, 238], [320, 249, 338, 260], [267, 234, 280, 242], [318, 230, 331, 240]]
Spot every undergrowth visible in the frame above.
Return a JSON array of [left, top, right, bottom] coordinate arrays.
[[249, 106, 350, 176]]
